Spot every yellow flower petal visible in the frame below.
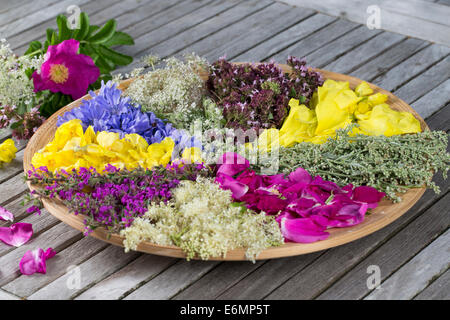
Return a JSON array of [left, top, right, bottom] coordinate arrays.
[[0, 139, 17, 164], [354, 81, 373, 96], [367, 93, 388, 106]]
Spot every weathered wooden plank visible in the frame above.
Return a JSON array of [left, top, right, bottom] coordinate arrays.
[[173, 260, 265, 300], [0, 0, 30, 15], [0, 222, 82, 286], [113, 0, 182, 31], [378, 0, 450, 26], [420, 103, 450, 132], [0, 0, 58, 28], [278, 0, 450, 47], [198, 4, 316, 62], [116, 0, 272, 73], [414, 268, 450, 300], [372, 44, 450, 92], [75, 254, 176, 300], [120, 0, 243, 56], [350, 38, 428, 82], [3, 236, 108, 298], [324, 32, 405, 74], [119, 0, 204, 47], [0, 129, 12, 142], [394, 54, 450, 103], [394, 54, 450, 102], [152, 1, 282, 60], [411, 79, 450, 119], [0, 196, 33, 229], [365, 229, 449, 300], [0, 173, 30, 205], [27, 245, 139, 300], [269, 19, 359, 63], [0, 288, 20, 300], [305, 26, 382, 68], [14, 0, 181, 55], [0, 149, 25, 184], [124, 259, 219, 299], [316, 192, 450, 300], [234, 13, 337, 62], [216, 253, 321, 299], [10, 0, 123, 53], [0, 0, 91, 39]]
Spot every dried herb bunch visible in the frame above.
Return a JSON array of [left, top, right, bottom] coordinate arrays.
[[207, 56, 323, 131], [257, 128, 450, 202]]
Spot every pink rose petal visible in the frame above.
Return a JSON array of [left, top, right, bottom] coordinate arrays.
[[217, 152, 250, 176], [0, 223, 33, 247], [288, 167, 312, 184], [280, 217, 329, 243], [0, 206, 13, 222], [19, 248, 56, 275], [215, 173, 249, 199], [352, 186, 385, 208]]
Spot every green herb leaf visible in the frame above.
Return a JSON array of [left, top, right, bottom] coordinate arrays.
[[57, 15, 72, 41], [96, 45, 132, 66], [87, 19, 116, 44], [103, 31, 134, 47], [24, 41, 42, 56], [73, 12, 90, 40]]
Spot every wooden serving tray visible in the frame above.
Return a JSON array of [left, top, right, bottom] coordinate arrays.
[[23, 64, 428, 261]]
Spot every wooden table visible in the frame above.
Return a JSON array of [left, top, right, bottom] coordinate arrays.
[[0, 0, 449, 300]]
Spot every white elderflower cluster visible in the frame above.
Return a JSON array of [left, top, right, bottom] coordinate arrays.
[[120, 178, 283, 262], [0, 39, 42, 108], [124, 54, 223, 130]]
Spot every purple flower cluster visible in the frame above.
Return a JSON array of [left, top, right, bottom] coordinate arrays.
[[207, 57, 323, 131], [57, 81, 176, 145], [26, 163, 212, 234]]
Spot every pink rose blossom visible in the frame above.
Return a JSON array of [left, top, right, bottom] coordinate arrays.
[[32, 39, 100, 100]]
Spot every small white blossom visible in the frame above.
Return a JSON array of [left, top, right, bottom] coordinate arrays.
[[121, 178, 283, 262]]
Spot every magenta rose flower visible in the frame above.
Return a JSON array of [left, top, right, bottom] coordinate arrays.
[[32, 39, 100, 100]]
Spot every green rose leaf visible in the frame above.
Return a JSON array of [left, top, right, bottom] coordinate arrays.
[[73, 12, 90, 40], [57, 15, 72, 41], [103, 31, 134, 47], [96, 45, 133, 66], [87, 19, 117, 44]]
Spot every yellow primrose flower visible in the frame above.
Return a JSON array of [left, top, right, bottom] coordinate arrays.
[[357, 104, 422, 136], [145, 137, 174, 167], [354, 81, 373, 96], [278, 99, 316, 147], [0, 139, 17, 165], [367, 92, 388, 106], [32, 119, 176, 173], [255, 79, 422, 151], [180, 147, 203, 164]]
